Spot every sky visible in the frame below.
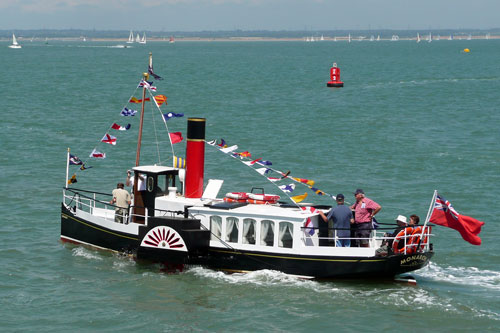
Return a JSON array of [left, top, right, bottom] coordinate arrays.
[[0, 0, 499, 31]]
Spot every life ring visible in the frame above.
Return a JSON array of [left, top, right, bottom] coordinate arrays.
[[248, 193, 280, 204], [225, 192, 249, 200], [392, 227, 414, 254], [407, 226, 431, 254], [223, 197, 247, 203]]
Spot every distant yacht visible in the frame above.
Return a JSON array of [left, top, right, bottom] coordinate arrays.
[[467, 34, 472, 40], [320, 35, 324, 41], [428, 32, 432, 43], [127, 30, 134, 44], [135, 33, 141, 43], [333, 36, 337, 42], [416, 33, 421, 43], [485, 33, 490, 40], [8, 34, 21, 49], [348, 33, 351, 43], [169, 36, 175, 43], [376, 35, 380, 41], [139, 32, 146, 44], [448, 34, 453, 41], [370, 35, 375, 42], [391, 35, 399, 41]]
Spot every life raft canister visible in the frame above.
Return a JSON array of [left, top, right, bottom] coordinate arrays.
[[392, 227, 414, 254], [247, 193, 280, 204], [327, 62, 344, 87], [407, 226, 431, 254], [224, 192, 249, 203]]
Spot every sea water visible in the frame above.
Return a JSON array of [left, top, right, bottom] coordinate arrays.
[[0, 40, 498, 331]]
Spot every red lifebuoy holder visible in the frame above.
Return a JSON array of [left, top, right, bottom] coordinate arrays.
[[327, 63, 344, 87]]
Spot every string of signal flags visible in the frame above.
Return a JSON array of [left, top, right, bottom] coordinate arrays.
[[67, 75, 185, 185], [206, 138, 338, 204]]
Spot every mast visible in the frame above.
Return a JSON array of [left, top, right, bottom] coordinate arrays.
[[135, 56, 150, 167]]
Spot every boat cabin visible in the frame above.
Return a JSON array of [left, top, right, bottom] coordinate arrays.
[[131, 165, 185, 219]]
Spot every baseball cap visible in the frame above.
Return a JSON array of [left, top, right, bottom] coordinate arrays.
[[336, 194, 345, 200], [354, 189, 364, 195]]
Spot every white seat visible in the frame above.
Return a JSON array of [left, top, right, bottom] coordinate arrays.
[[202, 179, 224, 200]]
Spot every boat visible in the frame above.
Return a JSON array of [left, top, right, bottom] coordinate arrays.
[[376, 35, 380, 41], [127, 30, 134, 44], [8, 34, 21, 49], [169, 36, 175, 44], [369, 35, 375, 42], [135, 33, 141, 43], [416, 33, 421, 43], [391, 35, 399, 41], [139, 32, 147, 44], [60, 53, 435, 279], [428, 32, 432, 43]]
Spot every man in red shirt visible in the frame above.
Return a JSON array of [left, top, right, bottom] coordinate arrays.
[[350, 189, 381, 247]]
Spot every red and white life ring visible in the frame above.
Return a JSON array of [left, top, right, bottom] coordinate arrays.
[[392, 227, 414, 254], [224, 192, 249, 203], [247, 193, 280, 204], [225, 192, 249, 200], [407, 226, 431, 254]]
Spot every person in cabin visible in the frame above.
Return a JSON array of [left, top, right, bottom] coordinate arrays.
[[110, 183, 131, 224], [350, 189, 381, 247], [318, 194, 354, 247], [126, 170, 146, 191], [409, 214, 420, 226]]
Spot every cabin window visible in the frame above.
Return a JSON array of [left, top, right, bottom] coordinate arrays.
[[278, 222, 293, 248], [147, 176, 155, 192], [242, 218, 256, 245], [210, 216, 222, 241], [225, 217, 239, 243], [260, 220, 274, 246]]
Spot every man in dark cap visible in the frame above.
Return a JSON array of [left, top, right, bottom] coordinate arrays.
[[350, 189, 381, 247], [318, 193, 354, 247]]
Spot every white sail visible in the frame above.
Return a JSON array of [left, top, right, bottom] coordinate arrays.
[[127, 30, 134, 43], [428, 32, 432, 43], [136, 33, 140, 43], [417, 33, 421, 43], [8, 34, 21, 49], [139, 32, 146, 44]]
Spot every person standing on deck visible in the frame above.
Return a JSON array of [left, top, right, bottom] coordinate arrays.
[[350, 189, 381, 247], [110, 183, 131, 224], [318, 194, 354, 247]]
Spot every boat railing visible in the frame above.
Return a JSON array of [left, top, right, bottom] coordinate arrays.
[[303, 226, 433, 254], [63, 188, 185, 225]]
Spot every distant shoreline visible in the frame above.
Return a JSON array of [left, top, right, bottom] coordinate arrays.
[[5, 35, 500, 43]]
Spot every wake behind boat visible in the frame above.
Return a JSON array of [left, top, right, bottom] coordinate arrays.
[[61, 53, 483, 279]]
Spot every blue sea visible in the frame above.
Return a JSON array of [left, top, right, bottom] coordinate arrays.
[[1, 39, 499, 331]]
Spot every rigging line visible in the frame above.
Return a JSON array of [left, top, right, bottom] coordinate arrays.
[[145, 86, 175, 166], [146, 91, 162, 165], [72, 81, 142, 177]]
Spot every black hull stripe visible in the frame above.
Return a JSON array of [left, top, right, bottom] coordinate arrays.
[[62, 213, 139, 241]]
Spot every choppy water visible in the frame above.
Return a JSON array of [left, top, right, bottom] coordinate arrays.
[[1, 39, 499, 331]]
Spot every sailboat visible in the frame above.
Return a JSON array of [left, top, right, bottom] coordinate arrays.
[[139, 32, 147, 44], [467, 34, 472, 41], [416, 33, 421, 43], [391, 35, 399, 41], [60, 53, 435, 279], [428, 32, 432, 43], [135, 33, 141, 43], [376, 35, 380, 41], [8, 34, 21, 49], [127, 30, 134, 44], [348, 33, 351, 43]]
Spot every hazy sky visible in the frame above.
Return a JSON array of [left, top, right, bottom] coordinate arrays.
[[1, 0, 498, 31]]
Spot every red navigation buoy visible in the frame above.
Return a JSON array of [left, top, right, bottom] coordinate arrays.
[[327, 62, 344, 87]]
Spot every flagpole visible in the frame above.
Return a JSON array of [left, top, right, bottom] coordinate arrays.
[[417, 189, 437, 252], [65, 147, 70, 189]]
